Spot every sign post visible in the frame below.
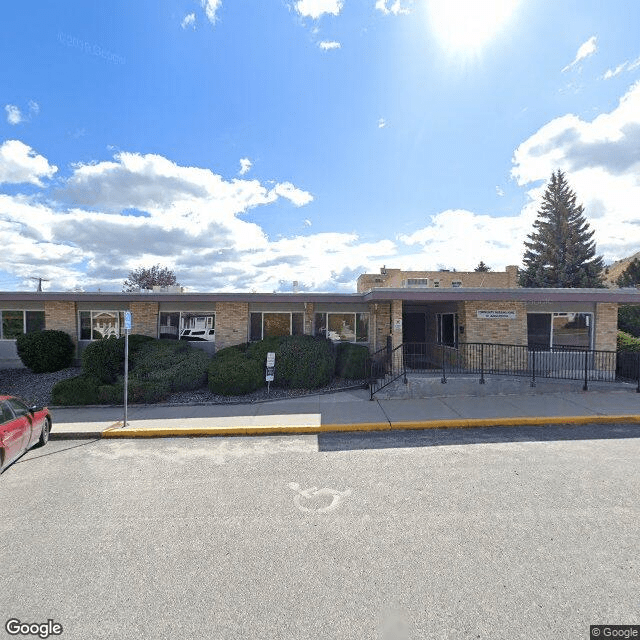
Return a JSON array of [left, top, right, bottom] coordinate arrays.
[[123, 311, 132, 427], [265, 352, 275, 395]]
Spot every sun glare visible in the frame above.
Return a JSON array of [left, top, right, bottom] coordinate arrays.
[[427, 0, 519, 56]]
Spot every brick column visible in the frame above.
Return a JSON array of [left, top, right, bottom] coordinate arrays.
[[390, 299, 403, 349], [372, 302, 391, 352], [130, 302, 159, 337], [594, 302, 618, 351], [44, 301, 77, 343], [215, 302, 249, 349], [304, 302, 314, 335]]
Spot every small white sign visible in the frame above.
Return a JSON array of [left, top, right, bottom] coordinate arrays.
[[266, 352, 275, 382], [393, 319, 402, 331], [477, 310, 516, 320], [266, 352, 276, 367]]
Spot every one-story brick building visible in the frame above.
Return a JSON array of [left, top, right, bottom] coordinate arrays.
[[1, 266, 638, 368]]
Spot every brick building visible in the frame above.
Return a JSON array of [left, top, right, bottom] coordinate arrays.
[[1, 268, 638, 368]]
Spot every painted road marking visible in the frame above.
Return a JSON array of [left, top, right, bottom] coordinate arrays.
[[288, 482, 352, 513]]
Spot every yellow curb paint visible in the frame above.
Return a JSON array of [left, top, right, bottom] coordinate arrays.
[[100, 415, 640, 438]]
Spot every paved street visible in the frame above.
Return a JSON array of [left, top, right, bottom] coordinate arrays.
[[2, 425, 639, 639]]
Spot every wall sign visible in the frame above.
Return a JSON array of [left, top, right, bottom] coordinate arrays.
[[477, 310, 516, 320], [393, 319, 402, 331]]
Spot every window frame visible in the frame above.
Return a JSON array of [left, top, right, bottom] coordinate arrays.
[[78, 310, 124, 341], [249, 312, 304, 341], [436, 312, 458, 348], [0, 310, 46, 340], [314, 312, 369, 343], [527, 312, 593, 351], [158, 311, 216, 342]]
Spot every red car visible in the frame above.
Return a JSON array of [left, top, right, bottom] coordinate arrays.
[[0, 395, 52, 473]]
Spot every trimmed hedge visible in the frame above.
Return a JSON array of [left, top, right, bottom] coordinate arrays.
[[81, 337, 125, 383], [51, 375, 102, 405], [274, 335, 335, 389], [335, 342, 369, 379], [16, 330, 75, 373], [208, 353, 263, 396]]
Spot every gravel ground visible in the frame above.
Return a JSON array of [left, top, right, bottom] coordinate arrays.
[[0, 367, 368, 407]]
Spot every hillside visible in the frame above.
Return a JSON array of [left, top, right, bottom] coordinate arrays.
[[603, 251, 640, 287]]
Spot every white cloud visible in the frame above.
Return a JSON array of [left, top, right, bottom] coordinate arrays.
[[270, 182, 313, 207], [304, 219, 312, 227], [296, 0, 343, 19], [603, 55, 640, 80], [495, 186, 505, 196], [319, 41, 341, 50], [201, 0, 221, 25], [239, 158, 252, 175], [378, 118, 387, 128], [181, 13, 196, 29], [511, 80, 640, 261], [28, 100, 39, 115], [562, 35, 597, 72], [375, 0, 410, 16], [0, 140, 58, 185], [5, 105, 22, 125]]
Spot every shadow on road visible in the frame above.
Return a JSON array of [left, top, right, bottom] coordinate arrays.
[[317, 423, 640, 452]]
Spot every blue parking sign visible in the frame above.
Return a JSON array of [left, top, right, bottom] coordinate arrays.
[[124, 311, 132, 331]]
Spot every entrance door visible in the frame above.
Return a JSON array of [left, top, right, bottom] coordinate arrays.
[[403, 312, 427, 343]]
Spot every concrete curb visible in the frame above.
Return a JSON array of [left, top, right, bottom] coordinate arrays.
[[97, 414, 640, 438]]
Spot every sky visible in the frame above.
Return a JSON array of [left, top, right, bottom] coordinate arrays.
[[2, 0, 640, 293]]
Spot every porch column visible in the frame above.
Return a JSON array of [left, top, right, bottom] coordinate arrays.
[[390, 299, 403, 349]]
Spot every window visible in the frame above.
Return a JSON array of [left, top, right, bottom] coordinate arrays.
[[314, 313, 369, 343], [0, 310, 45, 339], [159, 312, 215, 341], [451, 280, 462, 288], [79, 311, 124, 340], [527, 312, 592, 351], [249, 312, 304, 341], [433, 281, 440, 288], [406, 278, 428, 286], [436, 313, 458, 347]]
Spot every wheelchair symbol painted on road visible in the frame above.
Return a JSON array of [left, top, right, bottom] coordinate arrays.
[[288, 482, 352, 513]]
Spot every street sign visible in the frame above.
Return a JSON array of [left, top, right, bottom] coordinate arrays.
[[124, 311, 132, 331], [266, 352, 275, 383]]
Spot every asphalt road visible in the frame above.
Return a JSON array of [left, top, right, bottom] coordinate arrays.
[[1, 424, 639, 640]]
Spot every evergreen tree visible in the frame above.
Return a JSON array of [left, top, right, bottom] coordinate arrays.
[[616, 257, 640, 287], [519, 170, 604, 287], [474, 261, 491, 272]]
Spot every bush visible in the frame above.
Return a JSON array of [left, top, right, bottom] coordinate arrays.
[[208, 354, 264, 396], [274, 335, 335, 389], [245, 336, 284, 365], [335, 342, 369, 379], [51, 375, 102, 405], [16, 330, 75, 373], [81, 337, 125, 383], [618, 306, 640, 338], [131, 340, 210, 391], [617, 330, 640, 352]]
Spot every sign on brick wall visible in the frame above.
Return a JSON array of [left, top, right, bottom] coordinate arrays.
[[477, 310, 516, 320]]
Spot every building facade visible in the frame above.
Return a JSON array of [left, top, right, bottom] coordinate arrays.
[[1, 274, 638, 368]]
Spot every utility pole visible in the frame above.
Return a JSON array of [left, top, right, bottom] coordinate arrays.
[[30, 277, 50, 292]]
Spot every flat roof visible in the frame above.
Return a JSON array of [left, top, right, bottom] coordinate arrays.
[[1, 288, 640, 304]]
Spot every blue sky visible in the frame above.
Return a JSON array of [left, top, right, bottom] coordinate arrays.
[[2, 0, 640, 292]]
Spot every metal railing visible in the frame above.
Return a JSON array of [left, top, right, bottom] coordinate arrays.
[[369, 341, 640, 398]]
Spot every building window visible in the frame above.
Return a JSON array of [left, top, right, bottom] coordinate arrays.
[[527, 312, 592, 351], [79, 311, 124, 340], [433, 281, 440, 288], [436, 313, 458, 347], [406, 278, 428, 286], [159, 312, 215, 342], [0, 310, 45, 340], [249, 312, 304, 341], [451, 280, 462, 288], [314, 313, 369, 343]]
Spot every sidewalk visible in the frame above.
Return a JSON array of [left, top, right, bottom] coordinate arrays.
[[49, 377, 640, 439]]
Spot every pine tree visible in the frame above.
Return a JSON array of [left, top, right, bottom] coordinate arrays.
[[519, 170, 604, 287], [474, 261, 491, 272], [616, 257, 640, 287]]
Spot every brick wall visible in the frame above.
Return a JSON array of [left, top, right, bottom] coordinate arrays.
[[44, 301, 77, 343], [215, 302, 249, 349], [594, 302, 618, 351], [130, 302, 159, 337], [372, 302, 391, 352], [390, 299, 403, 349], [458, 301, 528, 346]]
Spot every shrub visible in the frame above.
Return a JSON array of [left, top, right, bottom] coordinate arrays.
[[130, 340, 210, 391], [246, 335, 284, 365], [335, 342, 369, 379], [617, 330, 640, 352], [618, 306, 640, 338], [208, 354, 263, 396], [274, 335, 335, 389], [16, 330, 75, 373], [81, 337, 125, 383], [51, 375, 101, 405]]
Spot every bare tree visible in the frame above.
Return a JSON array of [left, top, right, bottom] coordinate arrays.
[[123, 265, 177, 292]]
